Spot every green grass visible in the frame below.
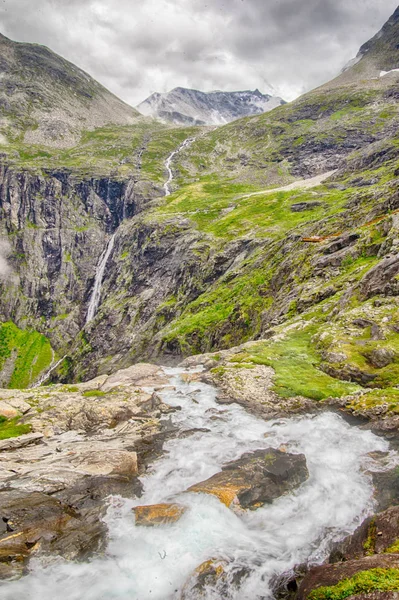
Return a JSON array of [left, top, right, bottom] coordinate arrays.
[[82, 389, 106, 398], [308, 568, 399, 600], [235, 328, 360, 400], [0, 322, 54, 389], [0, 416, 31, 440]]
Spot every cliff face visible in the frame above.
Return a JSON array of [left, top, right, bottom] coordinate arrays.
[[0, 166, 138, 349]]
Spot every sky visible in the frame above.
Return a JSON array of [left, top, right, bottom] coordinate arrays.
[[0, 0, 398, 106]]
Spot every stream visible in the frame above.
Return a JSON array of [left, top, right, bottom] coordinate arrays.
[[2, 367, 396, 600], [164, 137, 196, 196]]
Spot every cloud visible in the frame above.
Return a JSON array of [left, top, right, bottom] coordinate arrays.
[[0, 0, 397, 105], [0, 239, 12, 281]]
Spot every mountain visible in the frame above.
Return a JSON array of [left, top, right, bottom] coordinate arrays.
[[136, 87, 285, 125], [327, 6, 399, 87], [0, 33, 140, 147]]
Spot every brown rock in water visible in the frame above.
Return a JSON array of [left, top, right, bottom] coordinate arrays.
[[133, 503, 187, 526], [0, 489, 106, 579], [181, 558, 250, 599], [186, 448, 308, 509]]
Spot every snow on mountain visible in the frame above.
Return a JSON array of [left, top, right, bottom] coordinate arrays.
[[136, 87, 285, 126]]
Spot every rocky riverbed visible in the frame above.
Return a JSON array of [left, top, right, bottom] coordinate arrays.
[[0, 362, 398, 599]]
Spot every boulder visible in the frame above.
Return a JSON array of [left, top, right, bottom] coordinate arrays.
[[367, 348, 396, 369], [0, 489, 106, 579], [0, 401, 20, 419], [359, 255, 399, 300], [290, 202, 322, 212], [72, 450, 138, 478], [133, 502, 187, 526], [187, 448, 308, 509], [181, 558, 250, 600]]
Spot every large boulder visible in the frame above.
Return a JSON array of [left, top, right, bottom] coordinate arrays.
[[0, 489, 106, 579], [187, 448, 308, 509]]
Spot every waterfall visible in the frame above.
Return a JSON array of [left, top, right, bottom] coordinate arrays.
[[86, 233, 116, 324], [31, 355, 66, 388], [164, 137, 196, 196]]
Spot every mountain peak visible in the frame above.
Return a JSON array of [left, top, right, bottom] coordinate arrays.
[[136, 87, 285, 126]]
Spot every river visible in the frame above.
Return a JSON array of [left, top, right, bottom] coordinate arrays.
[[2, 367, 395, 600]]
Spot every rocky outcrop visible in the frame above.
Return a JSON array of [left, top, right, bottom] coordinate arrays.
[[187, 448, 308, 509], [0, 363, 174, 578]]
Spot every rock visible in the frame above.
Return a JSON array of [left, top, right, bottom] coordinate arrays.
[[372, 469, 399, 511], [323, 233, 360, 255], [359, 255, 399, 299], [187, 448, 308, 509], [0, 401, 20, 419], [0, 432, 44, 452], [133, 503, 187, 526], [0, 489, 106, 579], [367, 348, 396, 369], [72, 450, 138, 478], [181, 558, 250, 599], [330, 506, 399, 562], [290, 201, 322, 212], [296, 554, 399, 600]]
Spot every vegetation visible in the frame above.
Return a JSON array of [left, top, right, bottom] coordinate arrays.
[[0, 322, 54, 388], [0, 416, 31, 440], [308, 568, 399, 600]]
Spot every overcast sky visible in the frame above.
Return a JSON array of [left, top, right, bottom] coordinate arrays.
[[0, 0, 397, 105]]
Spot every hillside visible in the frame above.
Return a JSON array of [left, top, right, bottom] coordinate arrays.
[[136, 87, 285, 125], [0, 33, 140, 147], [0, 6, 398, 415]]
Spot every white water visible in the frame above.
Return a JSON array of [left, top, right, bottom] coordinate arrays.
[[86, 233, 116, 324], [2, 368, 396, 600], [164, 138, 196, 196], [31, 355, 67, 388]]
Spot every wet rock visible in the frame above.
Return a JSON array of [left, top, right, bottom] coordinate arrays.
[[0, 489, 106, 579], [187, 448, 308, 509], [330, 506, 399, 562], [133, 502, 187, 526], [181, 558, 250, 600], [372, 469, 399, 511]]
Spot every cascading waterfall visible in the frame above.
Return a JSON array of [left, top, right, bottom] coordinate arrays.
[[2, 367, 396, 600], [86, 232, 116, 324], [31, 355, 67, 388], [164, 137, 196, 196]]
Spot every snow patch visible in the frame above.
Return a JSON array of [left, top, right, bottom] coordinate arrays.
[[380, 68, 399, 77]]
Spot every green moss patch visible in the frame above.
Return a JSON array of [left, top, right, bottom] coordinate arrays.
[[0, 416, 31, 440], [82, 389, 106, 398], [0, 322, 54, 389], [308, 568, 399, 600], [237, 329, 360, 400]]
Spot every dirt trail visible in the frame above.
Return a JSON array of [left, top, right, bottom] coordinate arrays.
[[241, 170, 337, 199]]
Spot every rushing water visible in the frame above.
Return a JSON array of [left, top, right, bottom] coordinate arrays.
[[86, 232, 116, 324], [164, 138, 196, 196], [2, 368, 396, 600]]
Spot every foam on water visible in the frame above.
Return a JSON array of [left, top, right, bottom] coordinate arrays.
[[2, 367, 396, 600]]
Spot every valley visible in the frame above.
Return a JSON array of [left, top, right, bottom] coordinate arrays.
[[0, 4, 399, 600]]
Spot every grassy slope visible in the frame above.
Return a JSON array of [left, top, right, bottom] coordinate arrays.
[[0, 321, 54, 388]]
